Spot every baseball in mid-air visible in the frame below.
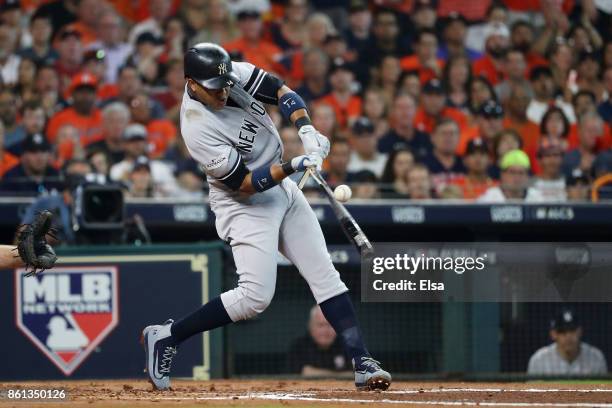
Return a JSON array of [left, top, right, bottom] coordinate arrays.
[[334, 184, 352, 202]]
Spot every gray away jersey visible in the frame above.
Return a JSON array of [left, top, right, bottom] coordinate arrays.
[[180, 61, 283, 196]]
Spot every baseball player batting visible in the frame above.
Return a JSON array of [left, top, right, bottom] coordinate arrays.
[[142, 43, 391, 391]]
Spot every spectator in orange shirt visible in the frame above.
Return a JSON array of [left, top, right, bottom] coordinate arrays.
[[317, 60, 362, 131], [400, 28, 444, 84], [473, 22, 510, 86], [47, 72, 103, 147], [0, 121, 20, 178], [72, 0, 106, 46], [414, 78, 468, 134], [53, 24, 84, 94], [452, 138, 496, 199], [129, 92, 177, 158], [509, 21, 548, 73], [457, 100, 505, 155], [223, 9, 283, 75], [503, 83, 539, 158]]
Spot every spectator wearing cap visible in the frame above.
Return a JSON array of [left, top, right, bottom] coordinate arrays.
[[509, 21, 548, 73], [128, 0, 172, 46], [414, 79, 469, 135], [566, 169, 591, 201], [494, 48, 528, 103], [532, 138, 567, 201], [451, 138, 496, 200], [53, 24, 84, 92], [562, 112, 606, 177], [0, 23, 21, 85], [18, 12, 58, 65], [322, 139, 356, 188], [437, 13, 481, 61], [359, 9, 410, 68], [478, 149, 544, 202], [491, 128, 522, 179], [88, 10, 132, 84], [347, 117, 388, 178], [465, 3, 509, 53], [126, 155, 156, 198], [344, 0, 372, 59], [399, 29, 444, 85], [129, 91, 177, 158], [598, 67, 612, 123], [317, 60, 362, 130], [47, 72, 103, 147], [109, 124, 178, 197], [527, 309, 607, 376], [422, 119, 466, 193], [457, 100, 505, 155], [0, 121, 19, 178], [472, 22, 511, 86], [295, 48, 331, 105], [378, 94, 432, 158], [87, 102, 130, 164], [352, 170, 379, 199], [0, 133, 61, 195], [223, 9, 283, 74], [526, 66, 575, 125], [5, 100, 46, 155]]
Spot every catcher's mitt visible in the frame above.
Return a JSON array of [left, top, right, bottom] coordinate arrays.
[[16, 210, 58, 276]]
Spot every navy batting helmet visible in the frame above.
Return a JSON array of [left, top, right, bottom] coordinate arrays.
[[184, 43, 238, 89]]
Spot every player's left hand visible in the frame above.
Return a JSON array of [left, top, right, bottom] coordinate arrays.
[[298, 125, 330, 159]]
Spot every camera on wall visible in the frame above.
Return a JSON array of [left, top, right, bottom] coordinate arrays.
[[71, 173, 125, 244]]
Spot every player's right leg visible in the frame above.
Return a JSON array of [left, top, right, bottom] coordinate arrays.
[[142, 200, 283, 390]]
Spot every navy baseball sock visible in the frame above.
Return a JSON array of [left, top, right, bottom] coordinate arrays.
[[170, 296, 232, 344], [319, 292, 370, 362]]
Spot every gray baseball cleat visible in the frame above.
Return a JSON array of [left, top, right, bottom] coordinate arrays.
[[353, 356, 392, 391], [141, 319, 177, 390]]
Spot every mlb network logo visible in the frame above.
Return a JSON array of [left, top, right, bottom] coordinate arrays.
[[15, 267, 119, 375]]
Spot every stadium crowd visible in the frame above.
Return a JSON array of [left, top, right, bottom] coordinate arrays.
[[0, 0, 610, 201]]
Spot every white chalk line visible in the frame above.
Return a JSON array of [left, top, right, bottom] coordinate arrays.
[[110, 390, 612, 407], [385, 388, 612, 394]]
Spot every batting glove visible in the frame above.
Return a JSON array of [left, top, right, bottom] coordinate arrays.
[[298, 125, 330, 159], [291, 152, 323, 172]]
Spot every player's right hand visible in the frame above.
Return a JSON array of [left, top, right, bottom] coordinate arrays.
[[298, 125, 330, 159], [291, 153, 323, 172]]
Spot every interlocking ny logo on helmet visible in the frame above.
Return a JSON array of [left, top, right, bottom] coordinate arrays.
[[218, 63, 228, 75]]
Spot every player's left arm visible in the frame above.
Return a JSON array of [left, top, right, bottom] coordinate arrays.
[[235, 62, 329, 158]]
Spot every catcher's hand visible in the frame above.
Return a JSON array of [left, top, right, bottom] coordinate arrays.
[[16, 210, 58, 277]]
